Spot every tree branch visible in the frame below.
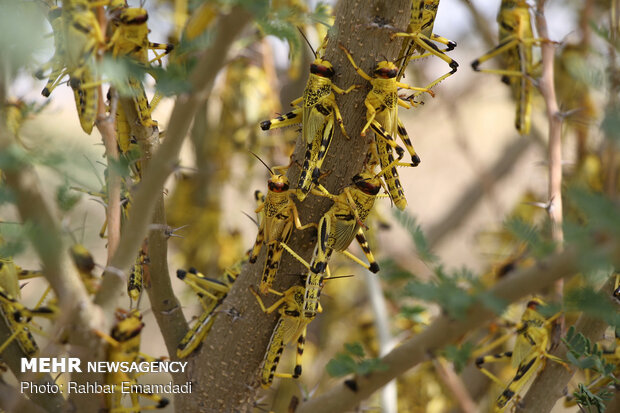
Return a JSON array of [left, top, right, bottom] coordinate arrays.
[[93, 7, 252, 319], [0, 92, 106, 413], [535, 0, 563, 247], [295, 242, 620, 413]]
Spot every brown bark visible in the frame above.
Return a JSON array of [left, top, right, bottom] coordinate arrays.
[[178, 1, 414, 411]]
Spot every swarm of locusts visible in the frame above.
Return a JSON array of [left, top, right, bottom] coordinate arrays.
[[3, 1, 616, 412], [2, 0, 176, 410]]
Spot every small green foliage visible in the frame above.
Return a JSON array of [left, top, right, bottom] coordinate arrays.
[[399, 305, 427, 324], [309, 2, 332, 28], [326, 342, 387, 378], [393, 210, 438, 264], [56, 181, 82, 213], [404, 267, 476, 319], [562, 327, 618, 412], [0, 145, 29, 172], [476, 291, 508, 315], [0, 223, 27, 257], [563, 326, 616, 378], [568, 188, 620, 240], [565, 288, 620, 329], [504, 218, 555, 259], [442, 342, 474, 373], [601, 104, 620, 143], [572, 383, 612, 413], [0, 0, 47, 77], [379, 258, 414, 282]]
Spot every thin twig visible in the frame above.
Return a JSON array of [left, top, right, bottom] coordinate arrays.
[[94, 4, 121, 260], [96, 89, 121, 261], [535, 0, 564, 248], [433, 358, 477, 413]]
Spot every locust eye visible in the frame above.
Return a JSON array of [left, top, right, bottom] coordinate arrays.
[[310, 63, 335, 78], [526, 300, 541, 310], [353, 175, 380, 195], [374, 67, 397, 79], [268, 180, 289, 192]]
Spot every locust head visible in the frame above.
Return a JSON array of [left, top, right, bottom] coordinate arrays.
[[310, 58, 335, 79], [352, 173, 381, 196], [374, 61, 398, 79], [267, 174, 290, 193]]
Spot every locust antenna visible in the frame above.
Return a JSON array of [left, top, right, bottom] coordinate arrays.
[[394, 54, 408, 64], [250, 151, 274, 176], [327, 274, 355, 281], [297, 27, 317, 59]]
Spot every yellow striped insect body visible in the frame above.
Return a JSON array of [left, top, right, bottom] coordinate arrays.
[[475, 298, 567, 412], [127, 246, 148, 306], [340, 45, 431, 210], [98, 309, 169, 411], [340, 44, 429, 164], [260, 50, 358, 201], [61, 0, 105, 134], [108, 7, 173, 128], [471, 0, 541, 134], [282, 171, 381, 318], [367, 132, 409, 210], [38, 6, 67, 98], [393, 0, 458, 86], [250, 285, 319, 388], [249, 162, 315, 295], [0, 285, 56, 359], [69, 244, 98, 295], [176, 259, 242, 359]]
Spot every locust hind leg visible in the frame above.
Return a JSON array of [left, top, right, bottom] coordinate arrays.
[[259, 241, 285, 294], [338, 228, 379, 273], [260, 108, 302, 131]]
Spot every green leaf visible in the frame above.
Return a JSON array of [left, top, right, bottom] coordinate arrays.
[[0, 0, 47, 77], [399, 305, 427, 323], [379, 258, 415, 282], [393, 210, 438, 264], [477, 291, 508, 315], [345, 342, 365, 358], [566, 287, 620, 328], [602, 106, 620, 144], [504, 218, 555, 259], [443, 342, 474, 373], [356, 358, 388, 375], [326, 353, 357, 377], [327, 342, 387, 377], [56, 181, 82, 213]]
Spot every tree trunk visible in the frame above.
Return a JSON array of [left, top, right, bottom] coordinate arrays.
[[177, 0, 413, 411]]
